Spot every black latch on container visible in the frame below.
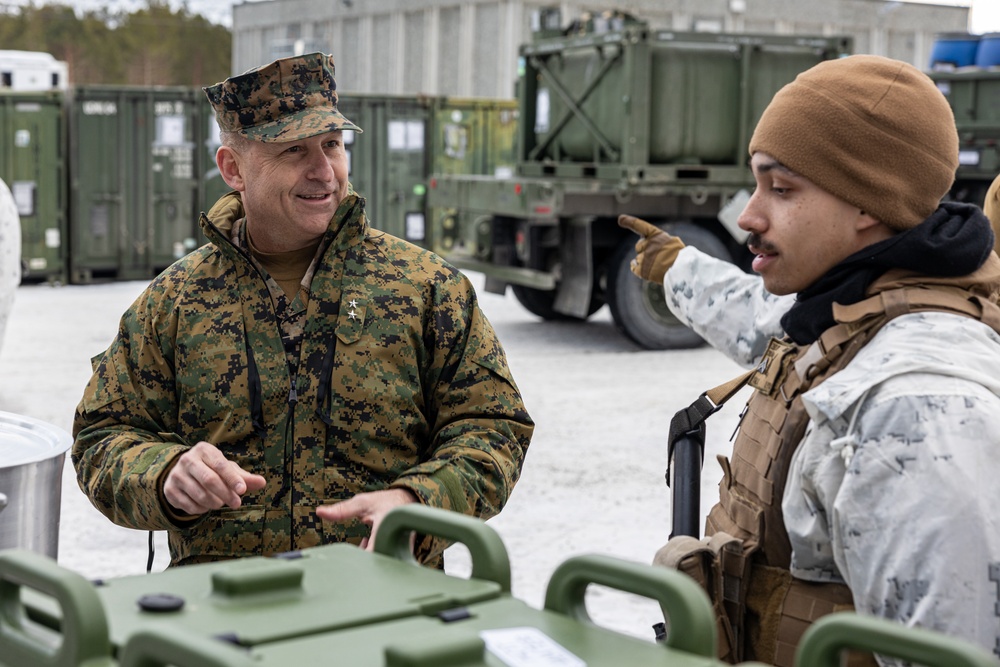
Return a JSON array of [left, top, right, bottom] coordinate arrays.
[[137, 593, 185, 612]]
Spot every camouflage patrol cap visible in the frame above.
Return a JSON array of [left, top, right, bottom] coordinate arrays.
[[204, 52, 361, 142]]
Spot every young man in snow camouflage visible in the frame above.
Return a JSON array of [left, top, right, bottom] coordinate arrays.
[[72, 53, 533, 568], [621, 170, 1000, 370], [621, 56, 1000, 665]]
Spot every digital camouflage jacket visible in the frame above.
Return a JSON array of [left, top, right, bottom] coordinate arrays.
[[73, 190, 533, 567]]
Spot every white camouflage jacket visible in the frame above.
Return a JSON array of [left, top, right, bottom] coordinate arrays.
[[664, 247, 791, 368], [664, 246, 1000, 663]]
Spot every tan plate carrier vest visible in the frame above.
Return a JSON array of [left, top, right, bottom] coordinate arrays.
[[655, 273, 1000, 666]]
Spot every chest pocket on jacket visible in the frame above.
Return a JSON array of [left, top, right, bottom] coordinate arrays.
[[315, 295, 365, 426]]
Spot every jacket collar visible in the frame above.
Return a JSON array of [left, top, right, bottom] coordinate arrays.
[[199, 187, 366, 260]]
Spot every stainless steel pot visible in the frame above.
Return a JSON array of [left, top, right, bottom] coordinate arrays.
[[0, 411, 72, 558]]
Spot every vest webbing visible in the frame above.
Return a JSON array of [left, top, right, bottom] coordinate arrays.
[[701, 278, 1000, 665]]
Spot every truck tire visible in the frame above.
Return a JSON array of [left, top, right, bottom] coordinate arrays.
[[511, 284, 603, 321], [608, 222, 731, 350]]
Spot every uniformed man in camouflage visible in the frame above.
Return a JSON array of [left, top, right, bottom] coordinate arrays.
[[621, 56, 1000, 665], [72, 53, 533, 568]]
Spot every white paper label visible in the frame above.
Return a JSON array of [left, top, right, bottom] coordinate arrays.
[[480, 627, 586, 667], [389, 120, 406, 150], [12, 181, 34, 217], [389, 120, 425, 150], [535, 88, 550, 134], [406, 120, 424, 150], [958, 150, 980, 166], [155, 115, 186, 146], [717, 188, 751, 243]]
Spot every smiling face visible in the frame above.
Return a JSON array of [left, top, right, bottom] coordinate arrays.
[[216, 130, 350, 252], [737, 152, 894, 296]]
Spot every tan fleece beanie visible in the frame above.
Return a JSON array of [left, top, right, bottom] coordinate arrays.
[[749, 55, 958, 231], [985, 173, 1000, 253]]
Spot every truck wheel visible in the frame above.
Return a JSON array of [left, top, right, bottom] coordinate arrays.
[[511, 283, 603, 320], [608, 222, 731, 350]]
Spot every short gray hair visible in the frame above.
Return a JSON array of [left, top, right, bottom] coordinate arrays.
[[219, 130, 253, 152]]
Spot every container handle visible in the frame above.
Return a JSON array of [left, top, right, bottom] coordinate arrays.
[[543, 553, 716, 658], [797, 612, 1000, 667], [373, 505, 511, 593], [0, 549, 114, 667], [210, 560, 303, 597], [118, 626, 252, 667], [0, 492, 6, 513]]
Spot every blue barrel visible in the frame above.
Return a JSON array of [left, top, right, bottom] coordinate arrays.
[[975, 33, 1000, 68], [929, 32, 981, 69]]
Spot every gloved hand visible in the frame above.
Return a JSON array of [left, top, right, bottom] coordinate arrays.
[[617, 215, 686, 283]]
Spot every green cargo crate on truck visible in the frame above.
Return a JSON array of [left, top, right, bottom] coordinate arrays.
[[427, 15, 852, 349]]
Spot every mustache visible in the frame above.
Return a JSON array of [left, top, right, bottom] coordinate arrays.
[[747, 233, 778, 255]]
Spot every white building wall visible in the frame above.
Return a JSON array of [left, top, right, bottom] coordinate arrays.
[[231, 0, 969, 98]]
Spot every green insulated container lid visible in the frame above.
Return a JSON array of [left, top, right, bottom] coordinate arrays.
[[90, 544, 504, 647], [109, 553, 727, 667], [11, 505, 511, 654]]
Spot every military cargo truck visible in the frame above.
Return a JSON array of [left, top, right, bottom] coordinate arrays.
[[930, 68, 1000, 209], [427, 17, 852, 349]]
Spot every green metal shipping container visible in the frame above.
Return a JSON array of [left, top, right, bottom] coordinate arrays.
[[0, 91, 66, 282], [520, 26, 851, 177], [67, 86, 202, 283], [335, 94, 518, 250], [337, 94, 433, 246], [195, 92, 230, 226], [429, 98, 518, 256], [430, 97, 518, 179]]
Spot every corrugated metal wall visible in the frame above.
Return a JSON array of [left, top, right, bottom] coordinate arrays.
[[231, 0, 969, 97]]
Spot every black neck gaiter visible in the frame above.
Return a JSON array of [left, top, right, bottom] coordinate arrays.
[[780, 202, 995, 345]]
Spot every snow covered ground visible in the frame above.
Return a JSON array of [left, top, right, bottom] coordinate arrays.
[[0, 272, 750, 641]]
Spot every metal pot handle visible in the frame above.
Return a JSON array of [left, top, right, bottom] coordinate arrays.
[[0, 492, 7, 513]]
